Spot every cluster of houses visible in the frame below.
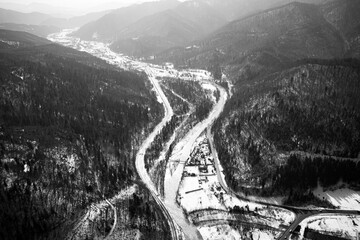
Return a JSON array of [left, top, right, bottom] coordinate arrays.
[[178, 135, 228, 211], [183, 138, 216, 180], [148, 62, 213, 81]]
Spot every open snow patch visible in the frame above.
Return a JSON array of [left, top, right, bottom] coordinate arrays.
[[198, 224, 241, 240], [299, 214, 360, 239], [314, 186, 360, 210]]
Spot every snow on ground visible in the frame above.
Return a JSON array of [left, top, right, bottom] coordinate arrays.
[[198, 224, 241, 240], [179, 175, 227, 212], [178, 133, 295, 232], [48, 29, 295, 239], [110, 184, 137, 202], [178, 134, 227, 212], [223, 194, 263, 212], [201, 83, 217, 102], [314, 186, 360, 210], [223, 194, 295, 227], [244, 195, 284, 205], [299, 214, 360, 239], [49, 30, 217, 85], [201, 83, 217, 91], [178, 69, 212, 81], [250, 229, 276, 240], [69, 185, 137, 239], [184, 166, 199, 176]]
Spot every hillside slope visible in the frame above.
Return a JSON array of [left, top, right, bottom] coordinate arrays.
[[0, 8, 51, 25], [73, 0, 180, 41], [320, 0, 360, 58], [0, 30, 169, 239], [153, 0, 360, 205], [41, 10, 111, 29], [156, 2, 346, 70], [213, 59, 360, 199], [0, 29, 52, 48], [0, 23, 60, 38], [109, 0, 226, 57]]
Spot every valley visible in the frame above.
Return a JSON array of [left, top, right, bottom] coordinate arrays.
[[1, 0, 360, 239], [48, 27, 360, 239]]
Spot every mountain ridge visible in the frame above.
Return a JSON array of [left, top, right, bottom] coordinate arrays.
[[73, 0, 181, 41], [0, 29, 166, 239]]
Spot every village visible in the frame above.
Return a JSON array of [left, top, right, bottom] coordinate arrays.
[[48, 29, 360, 240], [178, 134, 224, 212], [177, 133, 297, 239]]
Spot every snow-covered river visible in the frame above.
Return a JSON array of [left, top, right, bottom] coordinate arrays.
[[48, 29, 221, 240]]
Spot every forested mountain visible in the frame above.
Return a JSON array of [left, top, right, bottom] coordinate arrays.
[[213, 59, 360, 198], [75, 0, 331, 57], [320, 0, 360, 58], [0, 30, 168, 239], [73, 0, 180, 41], [0, 7, 110, 31], [0, 29, 52, 48], [109, 10, 200, 57], [155, 1, 348, 69], [151, 0, 360, 203], [109, 0, 226, 57], [0, 23, 60, 38], [0, 2, 80, 18], [40, 10, 111, 29], [0, 8, 52, 25]]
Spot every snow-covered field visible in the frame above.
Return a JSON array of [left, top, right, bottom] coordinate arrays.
[[201, 83, 217, 92], [178, 134, 295, 239], [178, 134, 226, 212], [223, 195, 295, 227], [198, 224, 241, 240], [48, 29, 298, 240], [314, 185, 360, 210], [242, 195, 284, 205], [298, 214, 360, 239], [179, 175, 227, 212], [250, 229, 277, 240], [198, 223, 280, 240]]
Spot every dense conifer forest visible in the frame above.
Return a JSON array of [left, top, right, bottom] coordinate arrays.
[[0, 41, 169, 239], [213, 59, 360, 203]]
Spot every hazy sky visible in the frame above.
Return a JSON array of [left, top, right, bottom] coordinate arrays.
[[0, 0, 149, 7], [0, 0, 167, 15]]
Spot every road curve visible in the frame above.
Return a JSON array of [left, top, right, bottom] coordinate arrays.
[[135, 68, 173, 193], [135, 68, 180, 239], [104, 199, 117, 240], [277, 209, 360, 240], [164, 81, 228, 240]]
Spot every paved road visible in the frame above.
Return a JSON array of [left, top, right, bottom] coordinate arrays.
[[104, 199, 117, 240], [50, 30, 360, 240], [278, 209, 360, 240], [205, 83, 230, 194], [204, 82, 360, 240], [134, 68, 180, 240]]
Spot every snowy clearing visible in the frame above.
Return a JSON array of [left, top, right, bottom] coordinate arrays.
[[314, 185, 360, 210], [298, 214, 360, 239], [251, 229, 276, 240], [198, 224, 241, 240], [179, 175, 227, 212], [178, 133, 295, 236]]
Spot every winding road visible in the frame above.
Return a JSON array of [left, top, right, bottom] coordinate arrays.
[[277, 209, 360, 240], [135, 71, 229, 240], [49, 29, 360, 240], [134, 67, 181, 239]]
